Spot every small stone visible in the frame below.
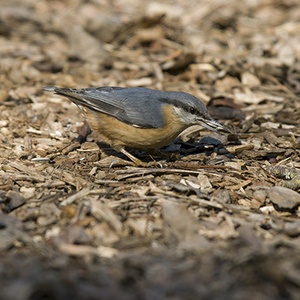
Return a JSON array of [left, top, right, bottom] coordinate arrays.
[[268, 186, 300, 211]]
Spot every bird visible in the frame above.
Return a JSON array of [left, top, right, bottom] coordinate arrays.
[[43, 86, 231, 165]]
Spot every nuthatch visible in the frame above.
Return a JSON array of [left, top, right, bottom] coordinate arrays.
[[43, 86, 230, 165]]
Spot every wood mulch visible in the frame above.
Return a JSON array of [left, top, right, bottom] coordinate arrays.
[[0, 0, 299, 299]]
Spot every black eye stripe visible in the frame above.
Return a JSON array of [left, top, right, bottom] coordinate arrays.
[[158, 97, 201, 116]]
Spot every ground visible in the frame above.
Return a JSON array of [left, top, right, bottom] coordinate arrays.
[[0, 0, 300, 299]]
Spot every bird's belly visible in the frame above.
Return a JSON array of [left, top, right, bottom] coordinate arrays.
[[86, 111, 187, 149]]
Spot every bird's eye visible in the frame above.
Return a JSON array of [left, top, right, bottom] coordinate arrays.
[[189, 107, 197, 114]]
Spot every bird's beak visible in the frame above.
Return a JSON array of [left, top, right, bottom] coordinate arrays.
[[198, 117, 231, 133]]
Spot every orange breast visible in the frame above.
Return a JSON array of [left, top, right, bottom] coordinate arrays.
[[84, 105, 188, 149]]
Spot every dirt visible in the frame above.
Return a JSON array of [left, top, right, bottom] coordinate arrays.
[[0, 0, 300, 299]]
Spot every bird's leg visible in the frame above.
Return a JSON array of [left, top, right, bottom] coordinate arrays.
[[76, 120, 92, 143], [112, 144, 142, 166], [112, 143, 164, 167], [119, 147, 143, 166]]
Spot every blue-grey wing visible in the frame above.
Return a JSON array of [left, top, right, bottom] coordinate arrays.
[[43, 86, 166, 128]]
